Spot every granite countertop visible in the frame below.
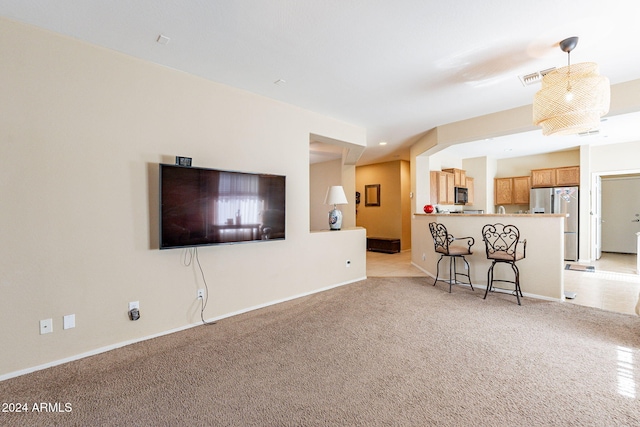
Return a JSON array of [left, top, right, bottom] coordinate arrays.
[[416, 212, 567, 217]]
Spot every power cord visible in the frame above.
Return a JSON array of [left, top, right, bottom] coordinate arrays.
[[183, 248, 216, 325]]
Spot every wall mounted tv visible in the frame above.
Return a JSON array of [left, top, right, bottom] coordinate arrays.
[[159, 164, 286, 249]]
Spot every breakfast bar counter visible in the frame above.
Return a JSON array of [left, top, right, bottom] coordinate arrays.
[[411, 213, 566, 301]]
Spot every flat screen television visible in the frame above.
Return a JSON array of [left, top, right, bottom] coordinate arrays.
[[159, 164, 286, 249]]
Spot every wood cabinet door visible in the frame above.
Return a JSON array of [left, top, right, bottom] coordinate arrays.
[[494, 178, 513, 205], [531, 169, 555, 187], [437, 172, 448, 203], [430, 171, 438, 203], [465, 177, 474, 204], [555, 166, 580, 186], [453, 169, 461, 186], [444, 172, 455, 204], [512, 176, 531, 204], [431, 171, 455, 204], [442, 168, 464, 187]]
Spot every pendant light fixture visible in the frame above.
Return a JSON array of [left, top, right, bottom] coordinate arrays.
[[533, 37, 610, 136]]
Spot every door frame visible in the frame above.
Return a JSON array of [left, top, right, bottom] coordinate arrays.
[[591, 169, 640, 262]]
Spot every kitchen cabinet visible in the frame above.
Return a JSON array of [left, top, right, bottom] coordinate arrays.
[[531, 168, 555, 187], [555, 166, 580, 186], [531, 166, 579, 187], [442, 168, 466, 187], [494, 176, 530, 205], [494, 178, 513, 205], [430, 171, 455, 204], [465, 177, 474, 204], [512, 176, 531, 204]]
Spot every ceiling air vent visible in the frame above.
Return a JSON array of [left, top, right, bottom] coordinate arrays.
[[578, 129, 600, 137], [518, 67, 556, 86]]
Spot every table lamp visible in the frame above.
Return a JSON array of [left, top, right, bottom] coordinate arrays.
[[324, 186, 348, 230]]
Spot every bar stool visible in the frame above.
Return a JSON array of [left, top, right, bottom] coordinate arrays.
[[428, 222, 475, 293], [481, 223, 527, 305]]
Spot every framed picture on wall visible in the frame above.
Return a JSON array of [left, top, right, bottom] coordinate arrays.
[[365, 184, 380, 206]]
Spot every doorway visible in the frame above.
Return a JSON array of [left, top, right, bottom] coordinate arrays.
[[593, 171, 640, 273], [601, 175, 640, 254]]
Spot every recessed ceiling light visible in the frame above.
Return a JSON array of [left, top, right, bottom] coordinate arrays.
[[379, 141, 388, 146], [156, 34, 170, 45]]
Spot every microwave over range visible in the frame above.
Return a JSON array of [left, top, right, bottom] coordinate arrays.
[[454, 186, 468, 204]]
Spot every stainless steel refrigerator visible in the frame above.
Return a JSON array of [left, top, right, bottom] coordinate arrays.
[[530, 187, 579, 261]]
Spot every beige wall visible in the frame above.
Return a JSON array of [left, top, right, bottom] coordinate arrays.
[[496, 150, 580, 177], [310, 159, 343, 231], [590, 140, 640, 173], [356, 160, 411, 249], [462, 157, 494, 212], [580, 141, 640, 259], [412, 214, 565, 300], [0, 18, 367, 378], [400, 161, 412, 250]]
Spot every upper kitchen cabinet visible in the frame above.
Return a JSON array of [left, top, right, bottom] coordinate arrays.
[[465, 177, 474, 204], [531, 166, 579, 188], [494, 177, 513, 205], [512, 176, 531, 204], [531, 168, 555, 187], [494, 176, 530, 205], [555, 166, 580, 186], [442, 168, 466, 187], [430, 171, 455, 204]]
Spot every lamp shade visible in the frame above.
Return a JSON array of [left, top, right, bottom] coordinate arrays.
[[533, 62, 610, 136], [324, 186, 348, 205]]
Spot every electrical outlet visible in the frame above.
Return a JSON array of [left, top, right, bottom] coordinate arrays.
[[345, 260, 351, 268], [197, 289, 205, 299], [40, 318, 53, 335], [128, 301, 140, 321], [422, 253, 426, 261]]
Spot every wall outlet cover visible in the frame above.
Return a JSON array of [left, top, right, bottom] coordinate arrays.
[[40, 318, 53, 335]]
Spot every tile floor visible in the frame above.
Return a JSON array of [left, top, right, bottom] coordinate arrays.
[[366, 250, 640, 316], [565, 253, 640, 315]]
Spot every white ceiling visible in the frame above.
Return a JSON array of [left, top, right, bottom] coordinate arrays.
[[2, 0, 639, 165]]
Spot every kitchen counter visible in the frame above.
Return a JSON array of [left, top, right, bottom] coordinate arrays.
[[412, 213, 565, 301], [417, 212, 567, 218]]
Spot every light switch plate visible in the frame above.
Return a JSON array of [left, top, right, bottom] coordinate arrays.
[[63, 314, 75, 329]]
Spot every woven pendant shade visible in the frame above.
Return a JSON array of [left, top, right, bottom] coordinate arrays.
[[533, 62, 610, 136]]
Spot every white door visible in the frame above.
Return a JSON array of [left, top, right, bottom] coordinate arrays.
[[601, 176, 640, 254]]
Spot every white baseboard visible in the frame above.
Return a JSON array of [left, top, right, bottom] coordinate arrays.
[[410, 261, 562, 302], [0, 276, 367, 382]]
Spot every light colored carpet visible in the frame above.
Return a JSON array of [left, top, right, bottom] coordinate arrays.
[[1, 277, 639, 426]]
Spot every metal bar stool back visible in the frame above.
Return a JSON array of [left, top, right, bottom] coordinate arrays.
[[481, 223, 527, 305], [428, 222, 475, 293]]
